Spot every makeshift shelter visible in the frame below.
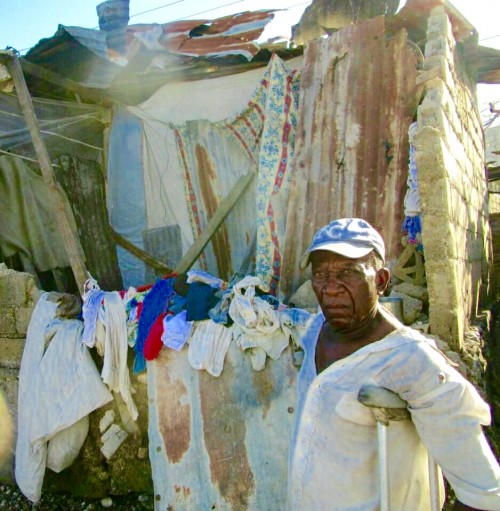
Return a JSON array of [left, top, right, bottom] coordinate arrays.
[[1, 0, 500, 508]]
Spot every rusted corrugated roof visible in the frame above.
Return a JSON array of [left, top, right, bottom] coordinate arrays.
[[280, 16, 419, 298], [25, 10, 276, 83], [22, 10, 292, 103]]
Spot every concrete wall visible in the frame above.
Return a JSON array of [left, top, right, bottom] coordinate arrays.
[[0, 265, 42, 481], [413, 6, 492, 349]]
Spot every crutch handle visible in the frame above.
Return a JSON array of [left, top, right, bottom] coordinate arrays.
[[358, 384, 410, 425]]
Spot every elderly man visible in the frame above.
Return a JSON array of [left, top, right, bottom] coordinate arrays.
[[287, 218, 500, 511]]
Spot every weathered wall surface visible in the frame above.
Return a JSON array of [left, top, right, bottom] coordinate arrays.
[[0, 265, 41, 482], [280, 16, 419, 298], [413, 7, 492, 349]]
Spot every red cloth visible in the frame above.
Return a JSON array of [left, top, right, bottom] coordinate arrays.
[[136, 301, 144, 320], [143, 312, 169, 360]]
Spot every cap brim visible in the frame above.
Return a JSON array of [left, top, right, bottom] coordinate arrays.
[[299, 242, 374, 269]]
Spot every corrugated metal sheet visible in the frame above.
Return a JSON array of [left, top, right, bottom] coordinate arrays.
[[25, 11, 276, 91], [280, 16, 419, 298], [147, 342, 297, 510]]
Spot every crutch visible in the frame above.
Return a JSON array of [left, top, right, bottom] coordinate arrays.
[[358, 384, 440, 511]]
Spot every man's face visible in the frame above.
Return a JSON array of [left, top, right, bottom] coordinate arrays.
[[310, 250, 381, 333]]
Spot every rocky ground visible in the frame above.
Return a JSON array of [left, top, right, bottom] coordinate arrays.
[[0, 484, 154, 510]]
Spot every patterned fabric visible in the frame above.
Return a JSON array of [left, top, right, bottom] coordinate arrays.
[[253, 57, 299, 293], [174, 55, 300, 291]]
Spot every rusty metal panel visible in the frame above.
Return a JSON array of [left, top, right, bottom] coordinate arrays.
[[280, 17, 419, 298], [147, 342, 297, 510]]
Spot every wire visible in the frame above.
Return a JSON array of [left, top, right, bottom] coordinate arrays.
[[172, 0, 246, 20], [0, 148, 62, 168], [91, 0, 186, 29], [480, 34, 500, 42]]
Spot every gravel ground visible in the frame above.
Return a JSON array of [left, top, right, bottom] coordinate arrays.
[[0, 484, 154, 510]]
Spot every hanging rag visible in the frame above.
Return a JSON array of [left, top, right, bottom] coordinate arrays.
[[134, 278, 175, 373], [187, 270, 226, 289], [15, 294, 113, 503], [144, 312, 169, 361], [403, 122, 422, 244], [161, 310, 193, 351], [185, 282, 221, 321], [82, 289, 105, 347], [99, 291, 138, 421], [188, 320, 234, 377], [228, 275, 288, 370]]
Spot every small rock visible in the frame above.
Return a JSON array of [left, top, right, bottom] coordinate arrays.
[[389, 291, 423, 325], [101, 497, 113, 508], [137, 447, 148, 460], [289, 280, 319, 312], [392, 282, 428, 302], [138, 494, 149, 502]]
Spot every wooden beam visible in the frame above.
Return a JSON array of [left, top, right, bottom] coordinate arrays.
[[110, 228, 173, 274], [19, 57, 108, 105], [175, 171, 256, 274], [3, 50, 89, 293]]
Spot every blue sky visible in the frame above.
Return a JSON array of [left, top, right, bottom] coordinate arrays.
[[1, 0, 499, 113]]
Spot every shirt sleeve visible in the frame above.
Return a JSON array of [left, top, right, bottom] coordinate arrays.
[[378, 340, 500, 511]]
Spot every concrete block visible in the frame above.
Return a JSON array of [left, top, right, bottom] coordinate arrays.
[[14, 307, 34, 337], [100, 424, 128, 460], [0, 311, 17, 337], [424, 36, 454, 62], [0, 339, 25, 369], [0, 267, 38, 308]]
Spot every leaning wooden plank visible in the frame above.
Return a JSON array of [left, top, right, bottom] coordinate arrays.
[[175, 172, 256, 275], [110, 228, 173, 274], [2, 51, 88, 293]]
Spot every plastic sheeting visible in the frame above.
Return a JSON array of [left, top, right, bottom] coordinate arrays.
[[0, 92, 104, 162], [106, 105, 147, 287], [0, 155, 82, 271]]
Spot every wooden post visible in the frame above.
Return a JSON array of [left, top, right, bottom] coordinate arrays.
[[175, 172, 256, 274], [1, 51, 88, 293]]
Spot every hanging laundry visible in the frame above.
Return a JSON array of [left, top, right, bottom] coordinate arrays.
[[402, 121, 422, 245], [144, 312, 170, 361], [162, 310, 193, 351], [228, 275, 263, 325], [81, 288, 105, 347], [227, 275, 289, 370], [185, 281, 221, 321], [134, 277, 175, 373], [188, 320, 234, 377], [187, 270, 226, 289], [16, 294, 113, 503], [208, 287, 233, 326], [98, 291, 138, 421]]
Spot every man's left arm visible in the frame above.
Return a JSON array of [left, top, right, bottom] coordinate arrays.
[[382, 341, 500, 511]]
